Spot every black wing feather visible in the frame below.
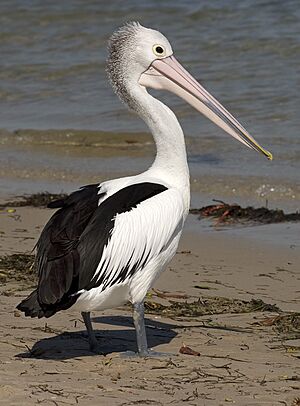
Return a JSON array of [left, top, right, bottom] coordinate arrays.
[[17, 182, 167, 318]]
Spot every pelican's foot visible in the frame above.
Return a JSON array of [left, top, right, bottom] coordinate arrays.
[[88, 340, 104, 355], [120, 349, 176, 358], [142, 349, 177, 358]]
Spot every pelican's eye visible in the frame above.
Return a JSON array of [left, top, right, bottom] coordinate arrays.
[[152, 44, 166, 57]]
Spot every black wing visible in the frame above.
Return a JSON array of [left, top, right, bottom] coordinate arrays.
[[17, 182, 167, 318]]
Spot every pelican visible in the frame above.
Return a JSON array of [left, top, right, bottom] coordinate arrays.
[[17, 22, 272, 356]]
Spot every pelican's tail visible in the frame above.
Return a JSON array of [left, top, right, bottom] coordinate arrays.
[[17, 290, 47, 318]]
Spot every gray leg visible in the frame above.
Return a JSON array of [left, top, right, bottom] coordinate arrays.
[[133, 302, 149, 356], [81, 311, 102, 354], [130, 302, 176, 358], [118, 302, 175, 358]]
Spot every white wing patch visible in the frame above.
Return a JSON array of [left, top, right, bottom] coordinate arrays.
[[92, 188, 185, 291]]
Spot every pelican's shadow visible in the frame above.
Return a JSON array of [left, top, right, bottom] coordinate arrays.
[[16, 315, 177, 360]]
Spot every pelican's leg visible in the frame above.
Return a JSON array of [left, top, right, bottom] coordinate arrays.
[[132, 302, 174, 358], [119, 302, 175, 358], [81, 311, 102, 354], [133, 302, 149, 356]]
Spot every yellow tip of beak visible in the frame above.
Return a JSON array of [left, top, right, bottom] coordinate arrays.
[[254, 142, 273, 160], [264, 150, 273, 161]]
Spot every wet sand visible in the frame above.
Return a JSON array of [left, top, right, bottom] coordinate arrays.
[[1, 129, 299, 211], [0, 205, 299, 405]]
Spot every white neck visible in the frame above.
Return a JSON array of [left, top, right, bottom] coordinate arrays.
[[131, 85, 190, 188]]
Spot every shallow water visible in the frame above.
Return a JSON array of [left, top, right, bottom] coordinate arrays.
[[0, 0, 299, 209]]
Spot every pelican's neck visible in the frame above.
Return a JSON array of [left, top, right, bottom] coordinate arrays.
[[131, 86, 189, 186]]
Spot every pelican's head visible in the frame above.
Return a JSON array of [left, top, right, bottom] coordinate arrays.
[[107, 22, 173, 106], [107, 22, 272, 160]]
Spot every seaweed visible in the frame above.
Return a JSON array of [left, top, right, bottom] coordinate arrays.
[[144, 297, 280, 318], [2, 193, 299, 227], [190, 200, 300, 225], [0, 253, 36, 284], [259, 313, 300, 340], [0, 192, 67, 208]]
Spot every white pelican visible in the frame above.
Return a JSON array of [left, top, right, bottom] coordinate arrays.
[[17, 22, 272, 356]]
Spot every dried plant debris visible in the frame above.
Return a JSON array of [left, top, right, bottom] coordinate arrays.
[[190, 200, 300, 225], [0, 254, 36, 284], [179, 344, 200, 356], [0, 192, 67, 208], [259, 313, 300, 340], [144, 297, 280, 318]]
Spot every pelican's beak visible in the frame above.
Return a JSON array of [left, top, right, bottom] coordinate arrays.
[[139, 55, 272, 160]]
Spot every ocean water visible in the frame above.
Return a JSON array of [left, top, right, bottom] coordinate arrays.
[[0, 0, 299, 209]]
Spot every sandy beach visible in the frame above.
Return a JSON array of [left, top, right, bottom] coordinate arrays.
[[0, 204, 299, 406]]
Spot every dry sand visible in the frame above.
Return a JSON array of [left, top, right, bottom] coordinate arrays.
[[0, 206, 299, 405]]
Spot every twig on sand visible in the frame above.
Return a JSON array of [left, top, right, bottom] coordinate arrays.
[[152, 288, 190, 300], [202, 354, 249, 363], [195, 322, 252, 333], [170, 322, 252, 334]]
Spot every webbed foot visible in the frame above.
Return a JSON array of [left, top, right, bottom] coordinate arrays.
[[120, 349, 176, 358], [88, 340, 104, 355]]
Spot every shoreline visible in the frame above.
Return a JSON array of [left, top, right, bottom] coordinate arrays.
[[1, 128, 299, 211]]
